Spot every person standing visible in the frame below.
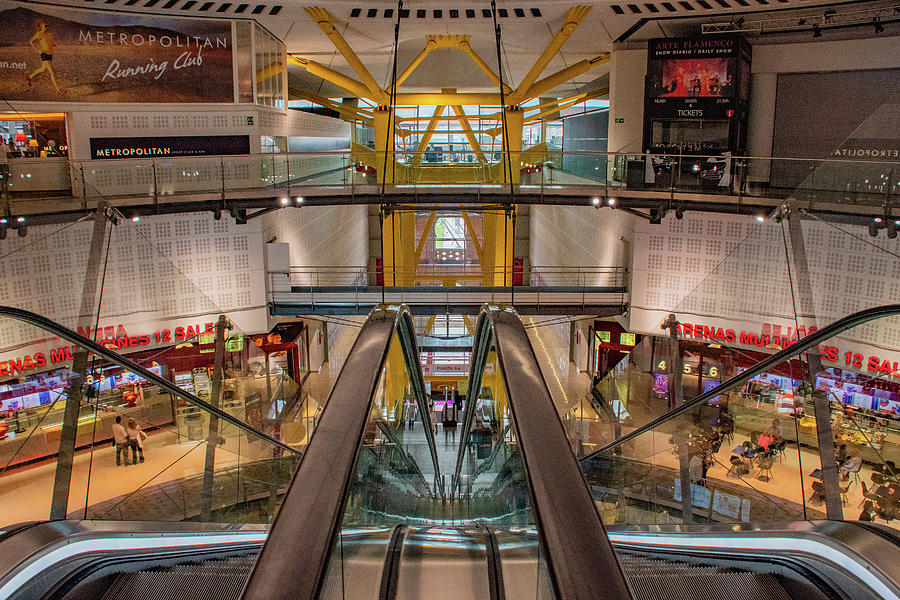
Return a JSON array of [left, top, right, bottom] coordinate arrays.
[[126, 418, 146, 463], [112, 416, 129, 466]]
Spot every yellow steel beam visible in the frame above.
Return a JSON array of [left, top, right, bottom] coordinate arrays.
[[409, 105, 446, 166], [395, 92, 504, 105], [462, 315, 474, 335], [304, 7, 384, 99], [523, 90, 610, 124], [288, 87, 374, 124], [450, 105, 487, 164], [514, 55, 609, 103], [459, 209, 484, 267], [424, 315, 437, 335], [522, 88, 608, 113], [513, 5, 593, 98], [459, 40, 513, 95], [289, 56, 381, 101], [256, 60, 283, 83], [393, 38, 439, 90], [414, 211, 438, 267]]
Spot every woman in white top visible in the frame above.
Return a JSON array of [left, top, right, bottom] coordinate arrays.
[[126, 418, 147, 463]]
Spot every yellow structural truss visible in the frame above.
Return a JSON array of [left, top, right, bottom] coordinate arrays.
[[292, 6, 606, 288], [290, 5, 608, 185]]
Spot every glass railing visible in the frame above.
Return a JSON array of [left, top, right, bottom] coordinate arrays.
[[6, 151, 897, 212], [582, 305, 900, 529], [0, 308, 303, 528]]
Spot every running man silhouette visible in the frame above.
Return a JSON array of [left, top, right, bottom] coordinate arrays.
[[27, 20, 63, 94]]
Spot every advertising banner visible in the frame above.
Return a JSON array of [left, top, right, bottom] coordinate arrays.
[[0, 3, 233, 103], [90, 135, 250, 159], [645, 36, 749, 120]]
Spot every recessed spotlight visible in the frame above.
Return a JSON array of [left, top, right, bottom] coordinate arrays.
[[755, 215, 765, 222], [280, 197, 289, 206], [874, 217, 883, 223], [591, 197, 600, 206], [131, 216, 140, 222], [295, 196, 304, 204], [16, 216, 25, 223], [607, 197, 616, 206], [0, 218, 7, 224]]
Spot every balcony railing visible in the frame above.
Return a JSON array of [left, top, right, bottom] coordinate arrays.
[[3, 151, 897, 217]]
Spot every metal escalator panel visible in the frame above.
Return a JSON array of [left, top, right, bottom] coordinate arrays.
[[240, 305, 444, 600], [453, 305, 632, 600]]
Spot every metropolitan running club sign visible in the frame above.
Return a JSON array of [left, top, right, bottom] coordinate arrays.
[[0, 3, 234, 102]]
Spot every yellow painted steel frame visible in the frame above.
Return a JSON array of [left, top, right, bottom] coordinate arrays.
[[293, 5, 606, 186]]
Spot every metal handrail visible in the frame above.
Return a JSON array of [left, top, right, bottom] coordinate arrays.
[[455, 305, 633, 600], [0, 306, 300, 456], [240, 304, 443, 600], [584, 303, 900, 460]]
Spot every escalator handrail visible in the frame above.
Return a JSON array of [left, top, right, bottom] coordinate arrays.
[[0, 305, 299, 456], [396, 311, 445, 497], [464, 305, 633, 600], [585, 303, 900, 459], [239, 304, 442, 600]]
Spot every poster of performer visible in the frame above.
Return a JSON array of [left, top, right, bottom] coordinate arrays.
[[0, 3, 234, 102]]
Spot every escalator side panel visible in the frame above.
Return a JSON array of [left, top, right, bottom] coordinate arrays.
[[487, 307, 632, 600], [240, 308, 402, 600]]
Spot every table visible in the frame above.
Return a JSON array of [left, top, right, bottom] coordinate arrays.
[[733, 445, 758, 459]]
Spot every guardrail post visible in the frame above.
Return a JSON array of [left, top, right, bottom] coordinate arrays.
[[152, 161, 159, 211]]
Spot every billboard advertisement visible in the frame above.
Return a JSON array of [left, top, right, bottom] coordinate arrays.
[[0, 4, 234, 103], [643, 35, 751, 155], [90, 135, 250, 159], [645, 36, 749, 119]]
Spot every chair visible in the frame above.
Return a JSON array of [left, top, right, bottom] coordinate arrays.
[[773, 440, 787, 462], [756, 452, 774, 482], [728, 455, 748, 478], [859, 481, 879, 508], [840, 482, 852, 506], [810, 481, 826, 505]]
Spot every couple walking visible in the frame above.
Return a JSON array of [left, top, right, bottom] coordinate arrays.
[[112, 415, 147, 466]]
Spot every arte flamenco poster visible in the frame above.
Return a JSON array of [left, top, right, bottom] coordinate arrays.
[[0, 3, 234, 102]]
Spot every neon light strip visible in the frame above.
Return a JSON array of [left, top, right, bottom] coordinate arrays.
[[607, 532, 899, 600], [0, 532, 267, 600]]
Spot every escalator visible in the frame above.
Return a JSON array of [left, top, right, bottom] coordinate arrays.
[[1, 305, 900, 600]]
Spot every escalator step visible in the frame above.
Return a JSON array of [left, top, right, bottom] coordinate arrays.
[[101, 572, 248, 600], [626, 572, 792, 600]]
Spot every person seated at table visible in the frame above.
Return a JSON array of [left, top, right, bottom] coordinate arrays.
[[770, 418, 783, 441], [840, 447, 862, 480], [757, 428, 775, 451], [835, 438, 848, 464]]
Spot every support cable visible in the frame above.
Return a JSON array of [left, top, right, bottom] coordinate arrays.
[[491, 1, 515, 200], [381, 0, 403, 198]]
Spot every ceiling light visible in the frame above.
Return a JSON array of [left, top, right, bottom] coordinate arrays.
[[874, 217, 883, 223], [755, 215, 765, 222], [280, 197, 289, 206], [591, 197, 600, 206], [0, 218, 7, 224], [131, 216, 140, 222], [16, 216, 25, 223], [607, 197, 616, 206], [295, 196, 304, 204]]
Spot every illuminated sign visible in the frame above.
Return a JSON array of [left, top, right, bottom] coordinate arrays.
[[620, 333, 636, 346]]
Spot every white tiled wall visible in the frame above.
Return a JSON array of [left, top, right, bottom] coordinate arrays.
[[0, 212, 267, 355], [629, 212, 900, 357], [529, 205, 635, 284]]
